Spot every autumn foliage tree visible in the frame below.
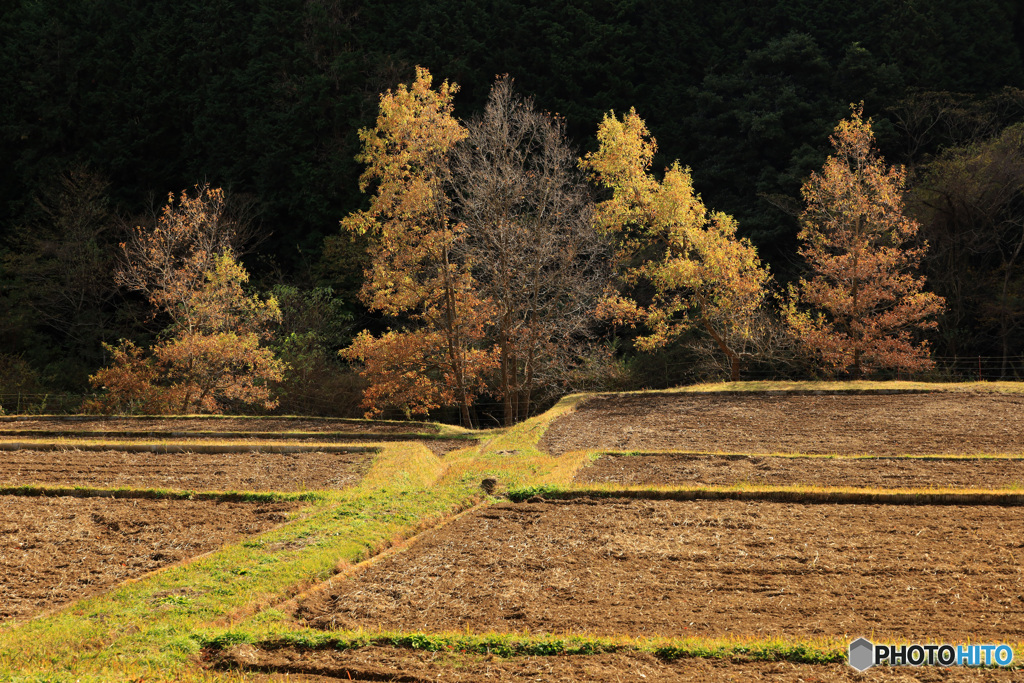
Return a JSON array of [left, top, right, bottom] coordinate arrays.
[[89, 186, 284, 413], [580, 108, 770, 381], [342, 70, 610, 425], [786, 106, 944, 377], [339, 67, 492, 426]]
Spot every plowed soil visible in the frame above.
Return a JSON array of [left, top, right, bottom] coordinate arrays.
[[297, 499, 1024, 642], [0, 416, 439, 434], [0, 449, 372, 492], [540, 392, 1024, 455], [575, 453, 1024, 489], [0, 494, 299, 622], [213, 645, 1024, 682]]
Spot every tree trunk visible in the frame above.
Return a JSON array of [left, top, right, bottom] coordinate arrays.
[[500, 315, 513, 427], [520, 346, 535, 423], [999, 226, 1024, 379], [441, 257, 475, 430], [701, 317, 740, 381], [850, 215, 863, 379], [510, 348, 519, 425]]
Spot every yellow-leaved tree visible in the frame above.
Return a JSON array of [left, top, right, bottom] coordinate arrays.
[[581, 109, 770, 380], [338, 67, 493, 427], [340, 70, 609, 426]]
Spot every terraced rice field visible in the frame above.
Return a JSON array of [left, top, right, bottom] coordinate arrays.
[[3, 386, 1023, 682], [0, 416, 462, 626]]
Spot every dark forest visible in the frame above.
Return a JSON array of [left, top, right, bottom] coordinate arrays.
[[2, 0, 1024, 419]]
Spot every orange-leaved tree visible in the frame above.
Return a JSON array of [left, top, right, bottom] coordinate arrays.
[[785, 105, 944, 377], [338, 67, 493, 426], [580, 108, 770, 380], [90, 186, 284, 413]]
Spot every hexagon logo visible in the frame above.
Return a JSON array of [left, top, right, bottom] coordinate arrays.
[[848, 637, 875, 672]]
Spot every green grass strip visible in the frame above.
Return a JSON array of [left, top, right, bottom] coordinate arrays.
[[199, 628, 846, 665]]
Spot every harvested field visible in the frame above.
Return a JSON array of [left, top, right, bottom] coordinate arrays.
[[214, 645, 1024, 682], [0, 438, 471, 458], [0, 416, 439, 435], [0, 449, 372, 492], [0, 494, 299, 622], [575, 453, 1024, 489], [541, 393, 1024, 455], [297, 499, 1024, 642]]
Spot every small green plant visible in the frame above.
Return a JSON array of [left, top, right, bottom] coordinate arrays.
[[506, 484, 561, 502], [157, 595, 193, 608]]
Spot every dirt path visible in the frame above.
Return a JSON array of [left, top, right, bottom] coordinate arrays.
[[0, 495, 299, 622], [297, 498, 1024, 642], [0, 449, 373, 492], [540, 393, 1024, 455], [575, 453, 1024, 489]]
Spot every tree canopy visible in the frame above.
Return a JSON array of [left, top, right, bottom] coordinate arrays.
[[786, 106, 944, 377], [582, 109, 770, 380]]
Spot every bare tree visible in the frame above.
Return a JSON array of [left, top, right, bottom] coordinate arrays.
[[913, 124, 1024, 374], [451, 77, 610, 425], [4, 165, 120, 352], [889, 87, 1024, 168]]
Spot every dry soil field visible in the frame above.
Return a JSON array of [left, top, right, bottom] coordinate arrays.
[[574, 452, 1024, 488], [296, 498, 1024, 642], [540, 392, 1024, 455], [0, 416, 440, 434], [5, 390, 1024, 682], [255, 390, 1024, 681], [0, 448, 372, 492], [1, 494, 297, 622]]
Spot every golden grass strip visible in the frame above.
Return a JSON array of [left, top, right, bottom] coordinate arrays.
[[549, 379, 1024, 401], [591, 449, 1024, 460], [650, 379, 1024, 394], [519, 482, 1024, 505], [0, 440, 380, 454], [0, 484, 323, 503], [0, 428, 478, 441]]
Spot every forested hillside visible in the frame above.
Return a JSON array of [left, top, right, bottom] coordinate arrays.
[[2, 0, 1023, 416]]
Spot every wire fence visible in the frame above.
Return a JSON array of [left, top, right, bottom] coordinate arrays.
[[0, 393, 89, 415], [931, 355, 1024, 381]]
